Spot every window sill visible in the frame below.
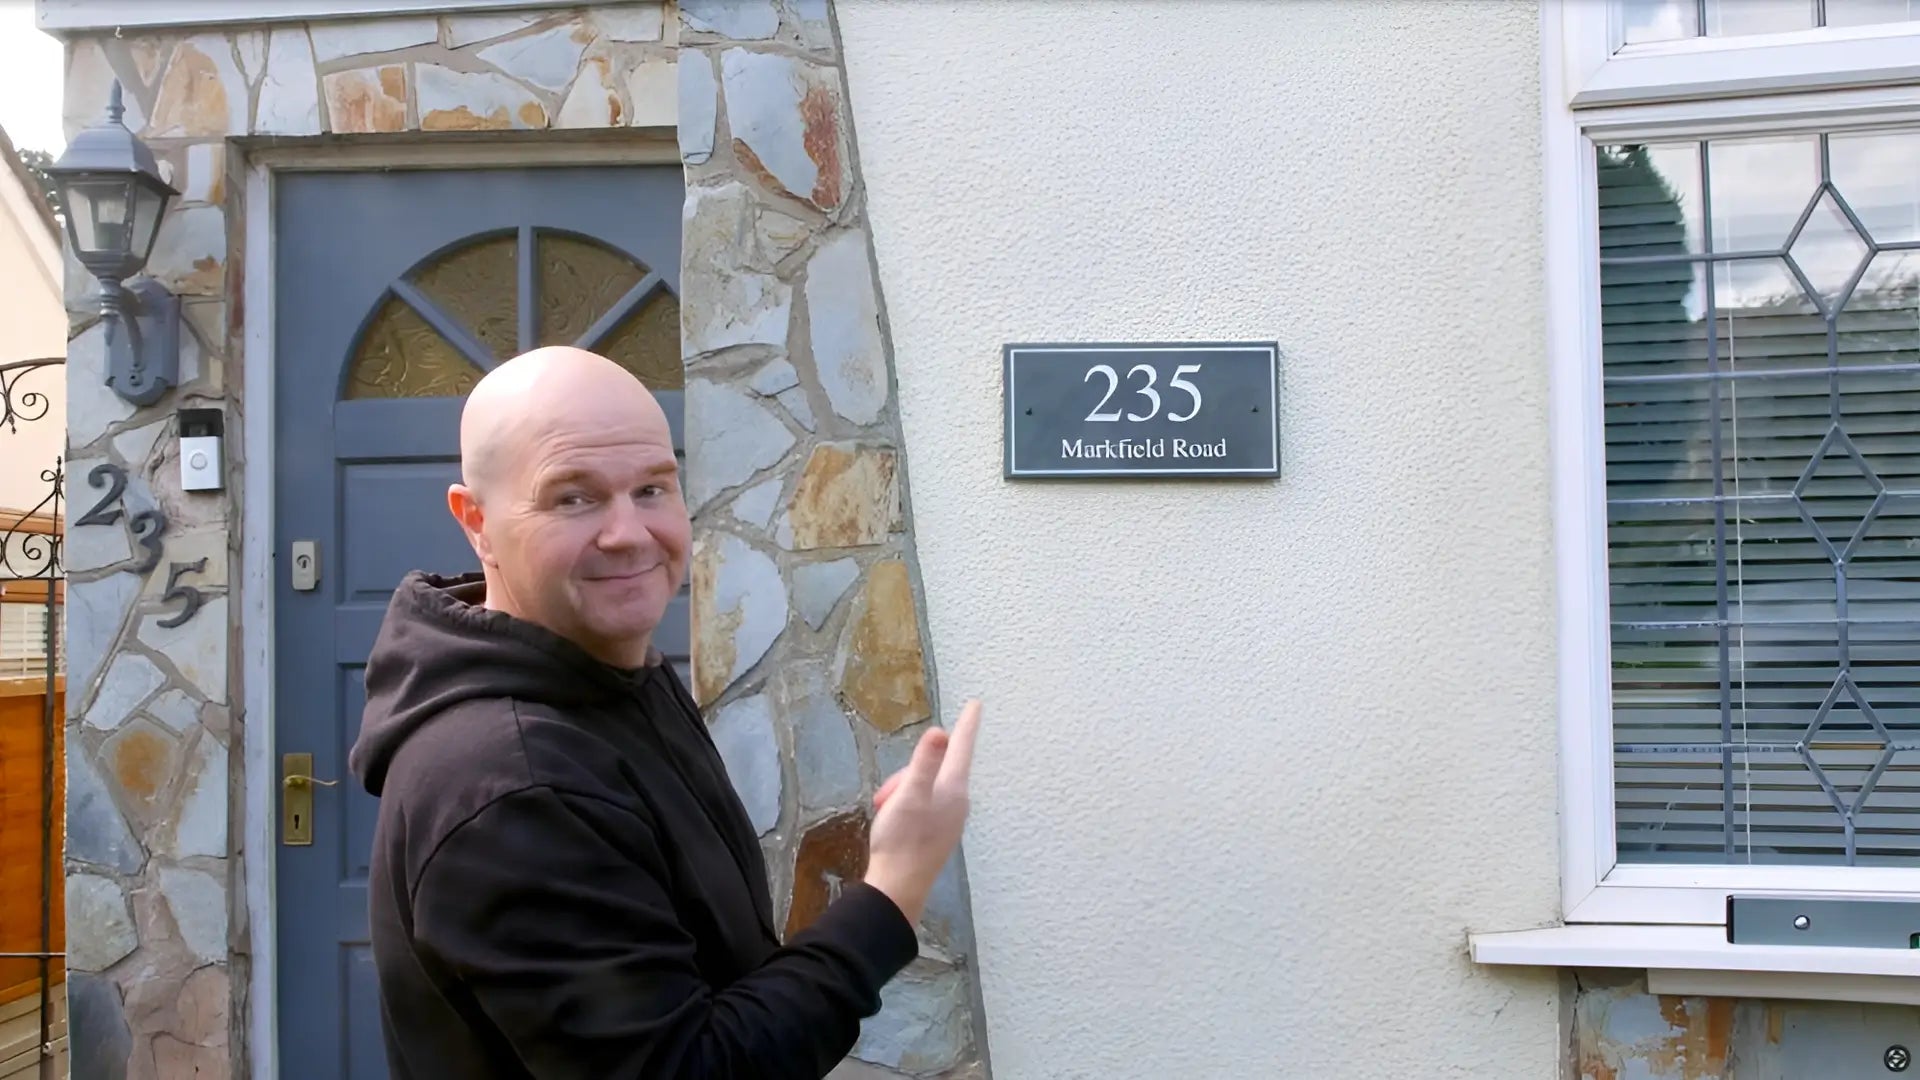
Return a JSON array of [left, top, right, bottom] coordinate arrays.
[[1470, 924, 1920, 1006]]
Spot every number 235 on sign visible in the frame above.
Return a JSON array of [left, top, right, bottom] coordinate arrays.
[[1001, 343, 1280, 480]]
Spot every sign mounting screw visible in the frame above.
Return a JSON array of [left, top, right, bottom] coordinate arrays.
[[1793, 915, 1811, 930], [1887, 1045, 1911, 1072]]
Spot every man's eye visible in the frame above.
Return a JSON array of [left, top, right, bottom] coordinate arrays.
[[636, 485, 664, 499], [556, 492, 589, 507]]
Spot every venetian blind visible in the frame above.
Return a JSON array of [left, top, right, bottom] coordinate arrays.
[[0, 603, 52, 680], [1600, 131, 1920, 868]]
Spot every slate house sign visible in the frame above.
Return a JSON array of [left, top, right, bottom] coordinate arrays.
[[1003, 342, 1281, 479]]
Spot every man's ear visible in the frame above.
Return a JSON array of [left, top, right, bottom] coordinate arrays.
[[447, 483, 493, 564]]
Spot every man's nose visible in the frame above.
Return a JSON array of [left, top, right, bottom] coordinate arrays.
[[596, 498, 653, 551]]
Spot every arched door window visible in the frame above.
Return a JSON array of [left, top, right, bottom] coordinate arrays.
[[342, 226, 681, 399]]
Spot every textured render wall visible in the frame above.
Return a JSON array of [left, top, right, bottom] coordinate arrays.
[[838, 1, 1566, 1077], [56, 3, 983, 1077]]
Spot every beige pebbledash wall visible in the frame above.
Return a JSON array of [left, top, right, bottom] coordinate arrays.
[[0, 139, 66, 515], [838, 1, 1565, 1077]]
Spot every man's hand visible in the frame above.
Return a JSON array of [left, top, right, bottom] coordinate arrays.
[[862, 700, 981, 925]]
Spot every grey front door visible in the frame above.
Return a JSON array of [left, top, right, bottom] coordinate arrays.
[[273, 166, 686, 1078]]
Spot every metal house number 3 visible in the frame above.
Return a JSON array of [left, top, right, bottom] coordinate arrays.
[[74, 462, 207, 628]]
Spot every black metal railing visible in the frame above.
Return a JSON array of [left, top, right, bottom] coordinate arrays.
[[0, 356, 64, 1066]]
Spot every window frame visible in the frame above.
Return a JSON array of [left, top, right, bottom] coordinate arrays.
[[1545, 0, 1920, 930], [1561, 0, 1920, 108]]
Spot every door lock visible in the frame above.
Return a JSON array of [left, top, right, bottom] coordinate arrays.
[[290, 540, 319, 591], [281, 752, 335, 846]]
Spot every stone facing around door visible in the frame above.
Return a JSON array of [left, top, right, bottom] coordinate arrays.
[[59, 3, 985, 1077]]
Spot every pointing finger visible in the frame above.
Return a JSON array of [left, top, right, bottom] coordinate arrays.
[[935, 700, 981, 790], [902, 724, 949, 791]]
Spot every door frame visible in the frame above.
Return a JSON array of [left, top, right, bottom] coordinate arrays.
[[238, 133, 682, 1080]]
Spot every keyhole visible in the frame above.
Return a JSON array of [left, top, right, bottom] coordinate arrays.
[[292, 812, 302, 831], [296, 555, 310, 570]]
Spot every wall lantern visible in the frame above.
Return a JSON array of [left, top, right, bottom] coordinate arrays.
[[46, 80, 181, 406]]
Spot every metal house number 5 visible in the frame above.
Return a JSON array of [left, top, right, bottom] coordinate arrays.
[[156, 558, 208, 629], [74, 462, 207, 628]]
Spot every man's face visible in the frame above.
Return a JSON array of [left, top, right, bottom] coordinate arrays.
[[457, 414, 690, 666]]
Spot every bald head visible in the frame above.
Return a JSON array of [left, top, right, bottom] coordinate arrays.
[[459, 345, 670, 494], [447, 345, 690, 668]]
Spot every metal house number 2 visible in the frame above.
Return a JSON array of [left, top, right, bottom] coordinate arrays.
[[74, 462, 207, 628]]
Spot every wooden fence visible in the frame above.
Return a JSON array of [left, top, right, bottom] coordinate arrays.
[[0, 503, 66, 1077], [1, 356, 68, 1077], [0, 676, 64, 1079]]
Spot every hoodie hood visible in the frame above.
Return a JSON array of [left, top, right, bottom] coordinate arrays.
[[349, 571, 656, 797]]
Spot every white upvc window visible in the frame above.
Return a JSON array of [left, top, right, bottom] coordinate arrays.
[[1477, 0, 1920, 999]]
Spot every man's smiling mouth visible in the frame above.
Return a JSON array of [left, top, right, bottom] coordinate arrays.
[[586, 565, 660, 583]]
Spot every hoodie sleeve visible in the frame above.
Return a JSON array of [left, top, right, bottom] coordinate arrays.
[[410, 784, 917, 1080]]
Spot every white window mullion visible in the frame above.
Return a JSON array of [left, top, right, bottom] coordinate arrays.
[[1580, 84, 1920, 143]]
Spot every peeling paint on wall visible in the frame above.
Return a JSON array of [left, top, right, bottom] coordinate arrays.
[[1575, 972, 1920, 1079]]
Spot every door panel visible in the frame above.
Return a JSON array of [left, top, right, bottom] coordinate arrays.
[[274, 166, 686, 1078], [339, 462, 469, 599]]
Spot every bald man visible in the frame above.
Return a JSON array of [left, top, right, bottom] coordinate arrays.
[[348, 347, 979, 1079]]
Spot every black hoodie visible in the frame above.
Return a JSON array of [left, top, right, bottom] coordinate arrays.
[[349, 572, 918, 1079]]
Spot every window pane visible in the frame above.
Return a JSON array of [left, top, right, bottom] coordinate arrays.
[[1830, 129, 1920, 246], [1787, 192, 1872, 308], [1704, 0, 1816, 36], [597, 290, 683, 391], [1707, 135, 1819, 253], [1623, 0, 1699, 43], [535, 232, 683, 390], [1598, 127, 1920, 868], [535, 232, 649, 348], [1824, 0, 1920, 27], [1621, 0, 1912, 38], [342, 295, 484, 400], [1600, 143, 1707, 260], [412, 232, 519, 361]]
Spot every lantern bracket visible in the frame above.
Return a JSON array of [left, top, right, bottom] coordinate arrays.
[[101, 277, 181, 407]]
